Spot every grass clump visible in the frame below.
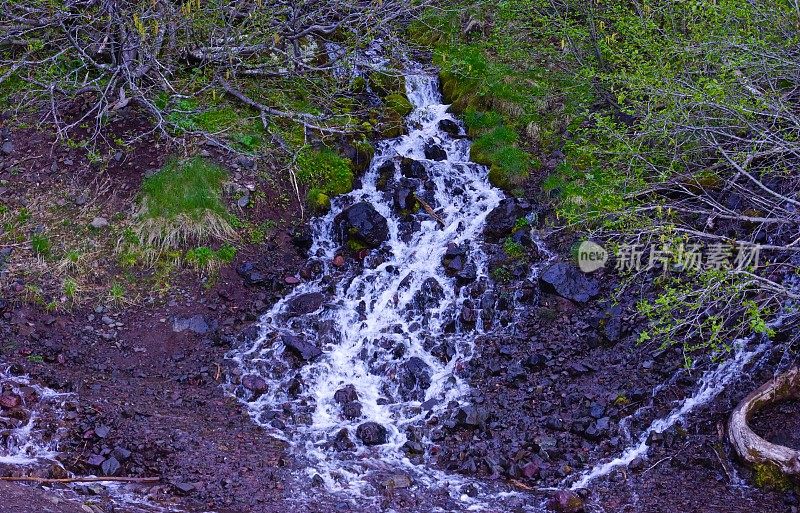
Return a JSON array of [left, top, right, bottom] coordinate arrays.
[[135, 157, 235, 250]]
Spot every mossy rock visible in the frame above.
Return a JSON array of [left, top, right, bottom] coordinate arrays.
[[307, 188, 331, 213], [377, 110, 406, 138], [386, 93, 413, 117], [753, 462, 797, 492]]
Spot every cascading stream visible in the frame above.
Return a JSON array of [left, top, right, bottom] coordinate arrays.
[[229, 63, 512, 497]]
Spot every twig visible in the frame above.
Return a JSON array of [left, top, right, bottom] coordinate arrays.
[[412, 194, 445, 227]]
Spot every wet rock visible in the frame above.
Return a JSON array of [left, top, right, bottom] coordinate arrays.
[[393, 178, 419, 213], [484, 198, 529, 241], [453, 406, 489, 428], [540, 263, 600, 303], [112, 446, 132, 461], [1, 141, 13, 156], [376, 160, 396, 191], [291, 226, 313, 255], [547, 490, 585, 513], [334, 384, 359, 404], [173, 315, 210, 335], [331, 428, 356, 451], [410, 278, 444, 311], [242, 375, 268, 395], [282, 334, 322, 361], [438, 119, 460, 136], [400, 158, 427, 180], [398, 357, 432, 401], [442, 243, 477, 283], [286, 292, 324, 316], [356, 421, 388, 446], [342, 402, 363, 420], [333, 202, 389, 248], [424, 142, 447, 161]]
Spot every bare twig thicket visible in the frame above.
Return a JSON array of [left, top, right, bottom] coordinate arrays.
[[0, 0, 425, 147]]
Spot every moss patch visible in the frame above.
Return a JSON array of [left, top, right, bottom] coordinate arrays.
[[296, 147, 354, 211]]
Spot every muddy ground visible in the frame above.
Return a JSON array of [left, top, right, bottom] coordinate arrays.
[[1, 111, 798, 513]]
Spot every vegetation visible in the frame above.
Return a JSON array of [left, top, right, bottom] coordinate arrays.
[[135, 157, 235, 251]]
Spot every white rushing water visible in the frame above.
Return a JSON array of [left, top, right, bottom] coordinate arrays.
[[229, 63, 512, 497]]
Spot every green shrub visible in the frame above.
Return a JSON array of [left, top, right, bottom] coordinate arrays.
[[296, 147, 354, 212]]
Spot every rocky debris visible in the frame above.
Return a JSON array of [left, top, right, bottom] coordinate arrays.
[[286, 292, 324, 316], [393, 178, 419, 213], [291, 225, 313, 256], [452, 405, 489, 428], [424, 142, 447, 161], [442, 243, 477, 283], [281, 333, 322, 361], [0, 247, 12, 272], [101, 456, 121, 476], [484, 198, 530, 241], [400, 158, 427, 180], [1, 140, 13, 156], [356, 421, 388, 446], [547, 490, 585, 513], [540, 263, 600, 303], [89, 217, 108, 229], [438, 119, 460, 136], [382, 473, 413, 489], [0, 392, 21, 409], [173, 315, 210, 335], [242, 375, 268, 396], [237, 262, 267, 286], [334, 384, 359, 404], [333, 202, 389, 248], [331, 428, 356, 451], [398, 357, 432, 401]]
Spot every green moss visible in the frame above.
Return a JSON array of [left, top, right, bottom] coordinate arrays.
[[753, 463, 795, 492], [140, 157, 229, 221], [386, 93, 413, 117], [296, 147, 354, 211], [307, 188, 331, 213]]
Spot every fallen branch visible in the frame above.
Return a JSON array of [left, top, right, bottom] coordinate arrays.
[[413, 193, 445, 227], [728, 366, 800, 476], [0, 476, 160, 484]]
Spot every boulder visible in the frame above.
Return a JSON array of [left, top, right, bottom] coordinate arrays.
[[442, 243, 477, 284], [282, 333, 322, 361], [424, 142, 447, 161], [483, 198, 530, 241], [376, 160, 396, 191], [333, 202, 389, 248], [540, 263, 600, 303], [286, 292, 325, 316], [400, 158, 427, 180], [438, 119, 460, 136], [410, 278, 445, 311], [547, 490, 585, 513], [356, 421, 388, 446], [393, 178, 419, 213], [242, 375, 268, 395], [334, 384, 359, 404]]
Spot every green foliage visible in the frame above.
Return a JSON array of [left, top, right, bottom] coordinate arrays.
[[30, 233, 51, 257], [503, 238, 526, 260]]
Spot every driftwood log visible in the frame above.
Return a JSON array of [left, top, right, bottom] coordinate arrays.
[[728, 366, 800, 475]]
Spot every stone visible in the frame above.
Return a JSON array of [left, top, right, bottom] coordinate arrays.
[[334, 384, 359, 404], [424, 142, 447, 161], [484, 198, 529, 241], [282, 334, 322, 361], [242, 375, 268, 395], [101, 457, 121, 476], [0, 393, 21, 410], [453, 406, 489, 428], [237, 262, 266, 285], [410, 278, 444, 312], [1, 141, 13, 156], [399, 158, 427, 180], [438, 119, 460, 136], [547, 490, 585, 513], [342, 402, 362, 420], [173, 315, 210, 335], [333, 202, 389, 248], [89, 217, 108, 229], [356, 421, 388, 446], [286, 292, 324, 316], [540, 263, 600, 303], [398, 357, 432, 401], [383, 474, 412, 489]]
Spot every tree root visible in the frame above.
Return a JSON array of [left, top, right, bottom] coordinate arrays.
[[728, 366, 800, 476]]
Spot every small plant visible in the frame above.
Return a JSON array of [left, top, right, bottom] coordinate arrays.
[[107, 282, 126, 305], [27, 354, 44, 364], [216, 243, 237, 263], [503, 238, 526, 260], [30, 234, 51, 257], [62, 277, 78, 299], [185, 246, 216, 272]]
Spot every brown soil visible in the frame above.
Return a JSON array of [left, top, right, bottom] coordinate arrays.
[[751, 398, 800, 451]]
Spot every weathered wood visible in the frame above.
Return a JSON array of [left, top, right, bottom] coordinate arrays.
[[728, 366, 800, 475], [412, 193, 445, 228]]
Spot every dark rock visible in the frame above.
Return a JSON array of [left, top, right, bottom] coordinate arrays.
[[101, 457, 121, 476], [291, 226, 313, 255], [376, 160, 396, 191], [442, 243, 477, 283], [1, 141, 13, 156], [235, 155, 256, 169], [242, 375, 268, 395], [237, 262, 266, 285], [393, 178, 419, 213], [540, 263, 600, 303], [424, 142, 447, 161], [94, 425, 111, 438], [398, 357, 432, 401], [87, 454, 105, 467], [333, 202, 389, 248], [286, 292, 324, 316], [356, 421, 388, 446], [453, 406, 488, 428], [400, 158, 427, 180], [547, 490, 585, 513], [282, 334, 322, 361], [0, 393, 21, 409], [438, 119, 460, 136], [484, 198, 529, 241], [112, 446, 132, 461], [331, 428, 356, 451], [334, 384, 359, 404], [173, 315, 210, 335]]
